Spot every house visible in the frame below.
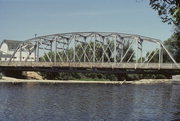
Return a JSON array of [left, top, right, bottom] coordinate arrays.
[[0, 40, 35, 61]]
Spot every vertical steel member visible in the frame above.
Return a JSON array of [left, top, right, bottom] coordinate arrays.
[[73, 35, 76, 62], [102, 36, 105, 63], [54, 37, 57, 62], [139, 38, 143, 63], [120, 36, 124, 62], [84, 36, 86, 62], [36, 40, 39, 62], [135, 37, 139, 69], [114, 35, 117, 63], [159, 43, 163, 68], [20, 44, 22, 62], [93, 34, 96, 62]]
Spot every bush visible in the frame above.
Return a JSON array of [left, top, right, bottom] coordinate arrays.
[[0, 73, 2, 79]]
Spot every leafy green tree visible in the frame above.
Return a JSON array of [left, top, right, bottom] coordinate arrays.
[[40, 40, 135, 80], [164, 35, 180, 62], [149, 0, 180, 25], [149, 0, 180, 62], [149, 0, 180, 40]]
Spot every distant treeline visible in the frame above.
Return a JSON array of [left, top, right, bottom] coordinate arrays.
[[40, 38, 177, 81]]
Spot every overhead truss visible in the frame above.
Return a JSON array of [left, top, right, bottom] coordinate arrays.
[[8, 32, 177, 66]]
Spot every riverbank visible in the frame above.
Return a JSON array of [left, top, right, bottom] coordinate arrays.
[[0, 76, 172, 84]]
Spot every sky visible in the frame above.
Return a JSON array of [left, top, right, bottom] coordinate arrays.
[[0, 0, 174, 42]]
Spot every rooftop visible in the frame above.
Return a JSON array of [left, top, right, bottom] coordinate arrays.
[[2, 40, 23, 51]]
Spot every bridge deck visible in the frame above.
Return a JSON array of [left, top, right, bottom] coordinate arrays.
[[0, 62, 180, 70]]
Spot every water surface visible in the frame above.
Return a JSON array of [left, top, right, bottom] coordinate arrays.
[[0, 83, 179, 121]]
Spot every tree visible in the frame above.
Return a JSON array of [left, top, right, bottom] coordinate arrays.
[[164, 35, 180, 62], [149, 0, 180, 25], [149, 0, 180, 41], [39, 40, 135, 80], [149, 0, 180, 62]]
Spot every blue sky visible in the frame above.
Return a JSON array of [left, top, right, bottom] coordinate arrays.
[[0, 0, 173, 41]]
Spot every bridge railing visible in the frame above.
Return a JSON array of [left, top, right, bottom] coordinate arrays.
[[0, 61, 180, 69]]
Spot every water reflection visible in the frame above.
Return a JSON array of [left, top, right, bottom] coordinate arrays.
[[171, 85, 180, 120], [0, 83, 179, 120]]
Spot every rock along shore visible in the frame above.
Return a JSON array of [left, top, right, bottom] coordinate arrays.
[[0, 77, 172, 84]]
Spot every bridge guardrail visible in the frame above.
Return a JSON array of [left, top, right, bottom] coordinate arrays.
[[0, 61, 180, 69]]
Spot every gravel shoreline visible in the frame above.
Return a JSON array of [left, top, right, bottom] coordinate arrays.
[[0, 77, 172, 84]]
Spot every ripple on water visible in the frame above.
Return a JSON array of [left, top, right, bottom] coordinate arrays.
[[0, 83, 179, 120]]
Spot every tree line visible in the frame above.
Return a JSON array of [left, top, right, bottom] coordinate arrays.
[[40, 40, 135, 81], [40, 39, 172, 81]]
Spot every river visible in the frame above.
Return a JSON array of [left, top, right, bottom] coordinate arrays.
[[0, 83, 179, 121]]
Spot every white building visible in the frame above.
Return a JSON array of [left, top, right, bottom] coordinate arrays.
[[0, 40, 35, 61]]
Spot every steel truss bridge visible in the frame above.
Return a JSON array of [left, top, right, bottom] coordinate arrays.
[[1, 32, 180, 74]]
